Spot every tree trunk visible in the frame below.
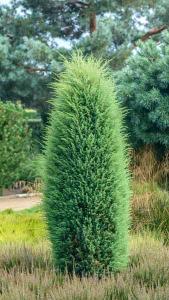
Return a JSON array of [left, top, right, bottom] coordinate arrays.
[[89, 11, 96, 34], [0, 187, 3, 196]]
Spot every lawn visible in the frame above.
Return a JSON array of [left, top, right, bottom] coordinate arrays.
[[0, 205, 168, 299]]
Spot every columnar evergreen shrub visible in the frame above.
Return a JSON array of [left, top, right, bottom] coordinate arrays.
[[43, 53, 130, 275], [0, 101, 31, 194]]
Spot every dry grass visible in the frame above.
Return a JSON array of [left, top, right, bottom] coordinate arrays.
[[11, 178, 42, 194], [132, 181, 169, 239], [0, 234, 168, 299], [0, 209, 168, 299], [132, 146, 169, 186], [131, 147, 169, 242]]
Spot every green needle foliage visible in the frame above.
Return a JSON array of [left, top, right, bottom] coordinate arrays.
[[117, 33, 169, 149], [43, 53, 131, 276]]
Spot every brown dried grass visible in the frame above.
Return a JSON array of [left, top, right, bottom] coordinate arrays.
[[132, 146, 169, 185], [0, 235, 168, 300]]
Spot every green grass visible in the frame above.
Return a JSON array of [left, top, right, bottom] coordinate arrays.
[[0, 206, 46, 244]]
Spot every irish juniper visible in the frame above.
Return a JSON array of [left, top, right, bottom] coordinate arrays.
[[43, 53, 130, 275]]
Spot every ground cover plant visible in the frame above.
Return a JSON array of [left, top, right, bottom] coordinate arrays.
[[43, 53, 131, 275]]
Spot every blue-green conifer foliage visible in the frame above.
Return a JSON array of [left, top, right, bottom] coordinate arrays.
[[117, 33, 169, 148]]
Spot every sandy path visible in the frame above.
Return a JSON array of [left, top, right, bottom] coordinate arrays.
[[0, 194, 41, 211]]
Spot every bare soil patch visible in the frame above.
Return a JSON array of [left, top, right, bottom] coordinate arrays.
[[0, 194, 41, 211]]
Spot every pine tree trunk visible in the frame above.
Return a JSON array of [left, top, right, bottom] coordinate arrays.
[[89, 11, 96, 34]]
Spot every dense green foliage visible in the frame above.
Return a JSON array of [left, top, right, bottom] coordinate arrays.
[[0, 4, 66, 120], [152, 0, 169, 28], [0, 0, 158, 120], [0, 101, 31, 192], [25, 108, 43, 152], [43, 54, 130, 275], [117, 33, 169, 148]]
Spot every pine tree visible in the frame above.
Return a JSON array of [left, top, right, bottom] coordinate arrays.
[[43, 53, 131, 275], [0, 0, 161, 119], [116, 32, 169, 149]]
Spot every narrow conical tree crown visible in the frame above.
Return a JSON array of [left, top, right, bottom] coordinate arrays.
[[43, 53, 130, 275]]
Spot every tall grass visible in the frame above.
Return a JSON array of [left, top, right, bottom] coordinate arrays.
[[131, 147, 169, 243], [132, 146, 169, 187], [0, 235, 168, 299], [132, 182, 169, 239]]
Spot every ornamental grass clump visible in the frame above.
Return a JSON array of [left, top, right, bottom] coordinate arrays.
[[43, 53, 131, 275]]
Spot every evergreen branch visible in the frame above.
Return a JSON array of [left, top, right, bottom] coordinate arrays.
[[133, 25, 168, 47], [55, 1, 89, 9], [16, 63, 48, 73], [68, 0, 89, 7], [140, 25, 167, 42]]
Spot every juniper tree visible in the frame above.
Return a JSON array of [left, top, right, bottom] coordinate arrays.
[[43, 53, 130, 275]]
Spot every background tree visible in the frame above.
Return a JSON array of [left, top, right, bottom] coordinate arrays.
[[0, 4, 68, 121], [18, 0, 155, 66], [0, 0, 159, 122], [116, 32, 169, 149]]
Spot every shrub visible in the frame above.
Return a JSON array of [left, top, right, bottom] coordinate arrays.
[[24, 108, 43, 152], [17, 155, 42, 184], [116, 32, 169, 149], [43, 53, 131, 275], [0, 101, 31, 194]]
